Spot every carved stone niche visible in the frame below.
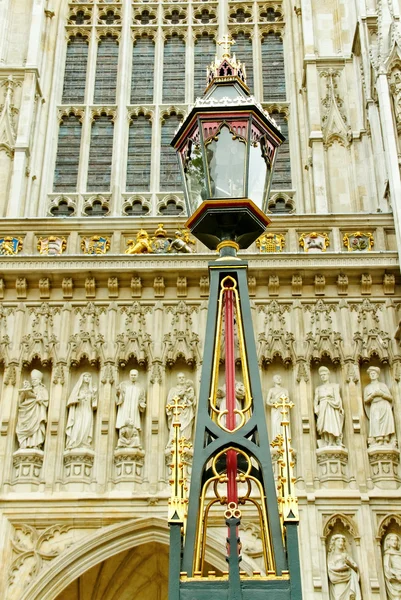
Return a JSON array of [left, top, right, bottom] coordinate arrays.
[[313, 364, 349, 487], [12, 363, 51, 489], [378, 513, 401, 597], [361, 364, 400, 489], [113, 362, 147, 489], [62, 366, 99, 488]]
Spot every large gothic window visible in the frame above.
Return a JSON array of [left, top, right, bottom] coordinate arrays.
[[194, 33, 216, 98], [162, 34, 185, 103], [87, 114, 114, 191], [271, 112, 291, 189], [94, 34, 119, 104], [131, 35, 155, 104], [53, 114, 82, 192], [232, 32, 253, 92], [160, 114, 181, 190], [126, 115, 152, 191], [62, 34, 89, 103], [261, 32, 286, 102]]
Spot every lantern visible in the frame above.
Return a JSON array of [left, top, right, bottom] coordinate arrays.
[[171, 36, 285, 252]]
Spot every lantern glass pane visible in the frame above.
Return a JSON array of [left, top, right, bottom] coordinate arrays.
[[248, 141, 268, 208], [185, 142, 207, 209], [207, 125, 246, 198]]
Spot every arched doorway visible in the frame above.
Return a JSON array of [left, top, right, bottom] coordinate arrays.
[[55, 542, 169, 600], [20, 517, 230, 600]]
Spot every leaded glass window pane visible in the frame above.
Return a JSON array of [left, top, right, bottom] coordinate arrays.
[[53, 115, 82, 192], [271, 113, 291, 189], [87, 115, 114, 191], [194, 33, 216, 98], [160, 115, 181, 190], [131, 36, 155, 104], [162, 35, 185, 103], [62, 35, 88, 103], [232, 32, 253, 92], [94, 35, 119, 104], [126, 115, 152, 191], [261, 32, 286, 102]]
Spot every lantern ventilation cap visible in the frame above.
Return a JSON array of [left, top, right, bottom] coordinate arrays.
[[206, 35, 249, 92]]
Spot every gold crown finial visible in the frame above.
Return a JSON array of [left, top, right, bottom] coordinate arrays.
[[217, 34, 235, 58]]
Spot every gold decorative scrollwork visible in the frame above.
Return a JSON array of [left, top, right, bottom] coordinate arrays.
[[209, 276, 252, 433]]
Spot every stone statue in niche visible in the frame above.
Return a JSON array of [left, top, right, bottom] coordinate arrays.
[[266, 374, 290, 443], [327, 534, 362, 600], [383, 533, 401, 599], [116, 369, 146, 446], [216, 379, 246, 428], [364, 366, 396, 447], [16, 370, 49, 449], [166, 372, 196, 447], [117, 418, 141, 448], [314, 366, 344, 448], [66, 372, 98, 449]]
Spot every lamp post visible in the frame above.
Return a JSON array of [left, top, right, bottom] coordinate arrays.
[[168, 37, 302, 600]]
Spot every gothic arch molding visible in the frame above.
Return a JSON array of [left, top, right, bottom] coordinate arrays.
[[20, 516, 232, 600]]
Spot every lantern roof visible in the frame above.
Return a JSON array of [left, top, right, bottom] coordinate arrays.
[[171, 35, 284, 150], [204, 34, 249, 96]]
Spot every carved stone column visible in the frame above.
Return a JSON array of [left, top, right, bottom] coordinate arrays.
[[113, 447, 145, 489], [12, 448, 44, 489], [316, 447, 349, 488], [367, 447, 400, 489], [63, 448, 95, 488]]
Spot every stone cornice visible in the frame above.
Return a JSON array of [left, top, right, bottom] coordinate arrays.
[[0, 212, 395, 231], [0, 251, 397, 275]]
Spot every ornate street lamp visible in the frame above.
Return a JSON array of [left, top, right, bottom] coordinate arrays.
[[171, 36, 285, 255], [168, 37, 302, 600]]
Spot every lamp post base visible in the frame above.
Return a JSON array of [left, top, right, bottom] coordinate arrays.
[[185, 199, 271, 251]]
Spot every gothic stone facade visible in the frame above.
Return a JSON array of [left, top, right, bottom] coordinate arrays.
[[1, 0, 401, 599]]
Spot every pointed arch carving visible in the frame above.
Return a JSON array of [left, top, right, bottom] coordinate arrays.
[[57, 107, 85, 124], [228, 24, 254, 37], [322, 514, 360, 544], [131, 28, 157, 42], [127, 106, 154, 122], [259, 23, 285, 37], [160, 106, 185, 123], [90, 107, 117, 122], [377, 514, 401, 541], [161, 27, 187, 41], [65, 28, 90, 43], [95, 27, 122, 42], [193, 26, 218, 40]]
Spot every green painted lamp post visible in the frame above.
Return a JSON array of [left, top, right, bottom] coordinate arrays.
[[168, 36, 303, 600]]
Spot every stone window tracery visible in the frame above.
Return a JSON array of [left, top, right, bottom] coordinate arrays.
[[127, 115, 152, 191], [261, 31, 286, 102], [131, 35, 155, 104], [87, 114, 114, 191], [270, 111, 291, 189], [94, 34, 119, 104], [54, 114, 83, 192], [52, 0, 291, 211], [162, 34, 186, 103], [62, 34, 89, 104], [160, 114, 182, 191], [231, 31, 253, 92], [194, 33, 216, 98]]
